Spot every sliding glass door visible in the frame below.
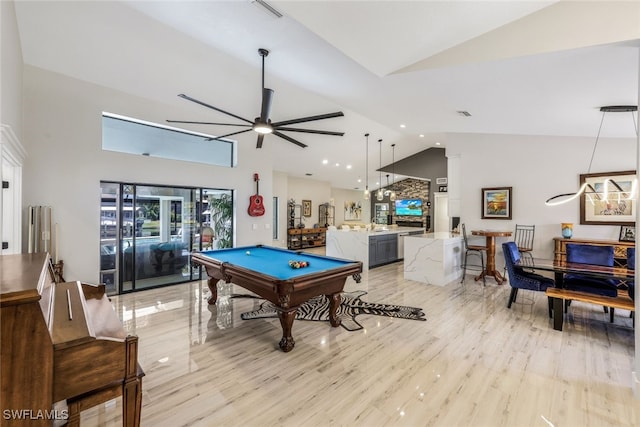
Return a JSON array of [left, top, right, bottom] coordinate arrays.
[[100, 182, 234, 295]]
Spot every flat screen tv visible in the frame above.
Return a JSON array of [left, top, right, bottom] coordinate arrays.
[[395, 199, 423, 216]]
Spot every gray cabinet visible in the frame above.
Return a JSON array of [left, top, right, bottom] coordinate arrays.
[[369, 234, 398, 268]]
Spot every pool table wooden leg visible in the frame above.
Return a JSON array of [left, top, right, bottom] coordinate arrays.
[[327, 293, 342, 327], [206, 277, 218, 305], [277, 309, 296, 352]]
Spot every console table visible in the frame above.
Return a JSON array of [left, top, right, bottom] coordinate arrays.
[[553, 237, 635, 267], [287, 227, 327, 249]]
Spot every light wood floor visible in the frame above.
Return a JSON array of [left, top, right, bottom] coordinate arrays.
[[80, 257, 640, 426]]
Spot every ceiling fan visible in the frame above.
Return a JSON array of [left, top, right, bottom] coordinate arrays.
[[167, 48, 345, 148]]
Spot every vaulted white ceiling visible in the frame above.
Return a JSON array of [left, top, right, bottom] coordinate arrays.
[[13, 0, 640, 190]]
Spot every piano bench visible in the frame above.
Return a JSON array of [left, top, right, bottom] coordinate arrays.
[[65, 363, 145, 427]]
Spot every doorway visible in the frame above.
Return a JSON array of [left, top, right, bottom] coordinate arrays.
[[99, 182, 234, 295], [434, 193, 450, 233]]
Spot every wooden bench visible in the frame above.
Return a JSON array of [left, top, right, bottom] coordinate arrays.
[[545, 287, 634, 331]]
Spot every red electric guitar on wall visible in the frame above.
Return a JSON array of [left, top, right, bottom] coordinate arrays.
[[248, 173, 265, 217]]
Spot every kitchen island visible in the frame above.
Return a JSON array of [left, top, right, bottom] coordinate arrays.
[[403, 232, 463, 286], [326, 226, 424, 270]]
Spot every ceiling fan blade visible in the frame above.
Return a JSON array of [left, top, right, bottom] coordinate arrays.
[[274, 127, 344, 136], [260, 88, 274, 122], [271, 111, 344, 127], [273, 131, 307, 148], [178, 94, 253, 124], [256, 134, 265, 149], [166, 120, 252, 127], [205, 129, 252, 141]]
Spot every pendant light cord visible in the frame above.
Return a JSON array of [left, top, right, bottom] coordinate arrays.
[[587, 111, 606, 174], [587, 110, 638, 173], [365, 133, 369, 191], [379, 139, 382, 186], [389, 143, 397, 201]]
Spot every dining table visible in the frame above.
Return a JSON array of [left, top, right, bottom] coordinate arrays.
[[518, 257, 634, 286], [471, 229, 513, 284], [516, 257, 635, 330]]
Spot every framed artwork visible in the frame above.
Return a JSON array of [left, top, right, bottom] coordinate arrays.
[[481, 187, 512, 220], [344, 200, 362, 221], [580, 170, 636, 225], [619, 225, 636, 242], [302, 200, 312, 217], [438, 186, 448, 192]]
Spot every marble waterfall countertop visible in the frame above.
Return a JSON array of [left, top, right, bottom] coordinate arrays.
[[403, 232, 463, 286], [331, 226, 425, 236]]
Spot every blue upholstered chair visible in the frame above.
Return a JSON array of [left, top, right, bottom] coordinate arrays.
[[564, 244, 618, 322], [502, 242, 554, 317], [564, 244, 618, 296]]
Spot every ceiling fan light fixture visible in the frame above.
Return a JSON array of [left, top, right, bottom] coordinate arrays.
[[253, 122, 273, 134], [169, 48, 343, 149]]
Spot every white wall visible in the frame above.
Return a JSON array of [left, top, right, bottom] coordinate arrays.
[[286, 176, 331, 228], [22, 66, 274, 283], [1, 0, 23, 136], [330, 187, 371, 225], [447, 132, 637, 265]]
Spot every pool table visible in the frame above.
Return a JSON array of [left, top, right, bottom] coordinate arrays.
[[192, 245, 363, 352]]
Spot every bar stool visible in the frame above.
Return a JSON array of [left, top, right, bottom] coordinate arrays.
[[460, 224, 487, 285]]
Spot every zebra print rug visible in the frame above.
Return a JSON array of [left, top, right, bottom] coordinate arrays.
[[237, 291, 426, 331]]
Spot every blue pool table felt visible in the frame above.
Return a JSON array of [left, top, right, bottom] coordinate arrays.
[[199, 246, 354, 280]]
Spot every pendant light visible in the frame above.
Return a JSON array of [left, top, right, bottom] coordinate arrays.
[[545, 105, 638, 206], [377, 139, 384, 201], [389, 143, 397, 201], [363, 133, 370, 200]]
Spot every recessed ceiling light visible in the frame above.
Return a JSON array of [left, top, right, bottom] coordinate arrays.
[[435, 142, 441, 146], [335, 163, 340, 167], [400, 124, 406, 128], [322, 159, 328, 165], [346, 164, 352, 169], [357, 178, 362, 183], [419, 134, 424, 138]]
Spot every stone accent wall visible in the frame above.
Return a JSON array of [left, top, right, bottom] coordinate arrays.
[[373, 177, 430, 227]]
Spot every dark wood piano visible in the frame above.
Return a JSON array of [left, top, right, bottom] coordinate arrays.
[[0, 253, 143, 426]]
